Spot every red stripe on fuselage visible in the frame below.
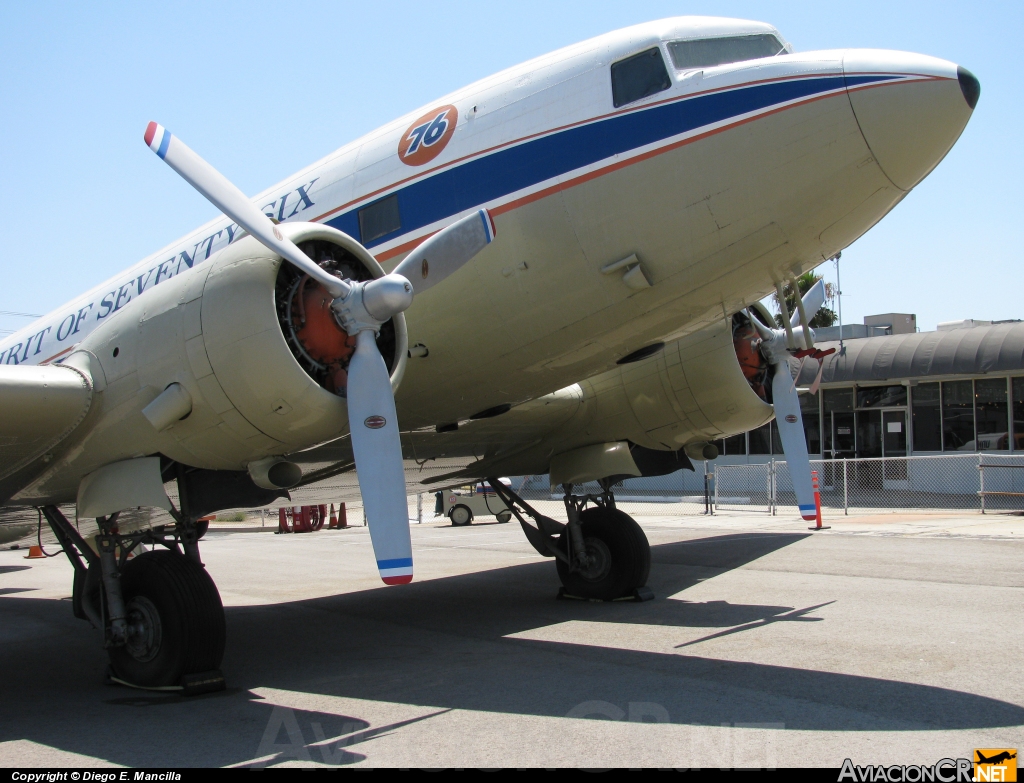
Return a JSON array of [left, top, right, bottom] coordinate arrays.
[[314, 71, 943, 230], [373, 75, 943, 262]]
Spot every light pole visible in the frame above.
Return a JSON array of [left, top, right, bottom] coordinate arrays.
[[833, 252, 844, 352]]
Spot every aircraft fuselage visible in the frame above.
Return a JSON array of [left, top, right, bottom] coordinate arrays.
[[0, 16, 976, 484]]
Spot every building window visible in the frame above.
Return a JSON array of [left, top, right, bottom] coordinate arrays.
[[975, 378, 1009, 451], [823, 388, 854, 412], [1014, 377, 1024, 452], [857, 385, 907, 408], [749, 422, 772, 454], [911, 382, 942, 452], [724, 433, 746, 455], [611, 47, 671, 108], [358, 194, 401, 243], [942, 380, 975, 451]]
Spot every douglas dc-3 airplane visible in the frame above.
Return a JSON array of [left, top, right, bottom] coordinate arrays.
[[0, 17, 978, 691]]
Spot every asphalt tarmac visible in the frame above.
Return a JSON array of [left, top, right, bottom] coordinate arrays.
[[0, 511, 1021, 768]]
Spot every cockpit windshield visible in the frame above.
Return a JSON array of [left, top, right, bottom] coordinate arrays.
[[667, 34, 786, 71]]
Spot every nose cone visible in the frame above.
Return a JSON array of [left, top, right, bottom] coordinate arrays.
[[844, 50, 977, 191]]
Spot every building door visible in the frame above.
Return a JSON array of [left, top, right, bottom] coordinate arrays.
[[882, 409, 909, 486], [829, 412, 856, 458], [822, 412, 855, 489], [857, 410, 883, 458]]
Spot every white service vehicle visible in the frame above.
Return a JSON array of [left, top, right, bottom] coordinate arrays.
[[440, 480, 513, 526]]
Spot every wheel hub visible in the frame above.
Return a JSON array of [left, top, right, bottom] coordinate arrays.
[[123, 596, 162, 662], [576, 537, 612, 582]]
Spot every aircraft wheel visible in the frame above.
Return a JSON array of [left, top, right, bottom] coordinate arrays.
[[496, 510, 512, 524], [450, 505, 473, 526], [556, 507, 650, 600], [108, 550, 225, 688]]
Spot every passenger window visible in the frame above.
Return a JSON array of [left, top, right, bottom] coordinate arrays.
[[610, 47, 671, 108], [667, 34, 785, 71], [358, 194, 401, 243]]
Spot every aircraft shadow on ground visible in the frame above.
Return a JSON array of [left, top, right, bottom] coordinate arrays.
[[0, 531, 1021, 766]]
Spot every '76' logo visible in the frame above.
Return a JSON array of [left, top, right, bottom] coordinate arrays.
[[398, 104, 459, 166]]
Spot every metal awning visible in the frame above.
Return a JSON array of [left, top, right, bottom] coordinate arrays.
[[794, 322, 1024, 386]]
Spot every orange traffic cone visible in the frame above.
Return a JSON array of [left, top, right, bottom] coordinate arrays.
[[808, 470, 830, 531], [24, 545, 45, 559], [338, 502, 348, 529], [328, 504, 338, 529]]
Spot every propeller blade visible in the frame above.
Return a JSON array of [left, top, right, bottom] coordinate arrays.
[[808, 361, 825, 396], [346, 330, 413, 584], [144, 122, 348, 298], [392, 210, 495, 295], [771, 364, 818, 522], [789, 279, 826, 330]]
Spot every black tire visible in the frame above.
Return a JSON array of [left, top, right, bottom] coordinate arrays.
[[108, 550, 226, 688], [496, 510, 512, 524], [450, 505, 473, 526], [555, 508, 650, 600]]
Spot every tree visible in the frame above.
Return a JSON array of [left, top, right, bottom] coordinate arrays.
[[773, 271, 837, 328]]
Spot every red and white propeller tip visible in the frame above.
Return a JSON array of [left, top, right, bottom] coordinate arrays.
[[143, 122, 348, 298]]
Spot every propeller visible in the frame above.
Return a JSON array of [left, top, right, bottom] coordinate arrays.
[[747, 280, 834, 522], [393, 210, 495, 295], [145, 122, 495, 585]]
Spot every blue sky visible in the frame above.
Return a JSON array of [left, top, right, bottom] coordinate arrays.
[[0, 1, 1019, 335]]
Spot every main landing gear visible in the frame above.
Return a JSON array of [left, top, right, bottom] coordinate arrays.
[[41, 465, 226, 694], [486, 477, 651, 601]]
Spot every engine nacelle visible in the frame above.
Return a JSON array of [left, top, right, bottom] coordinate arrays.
[[572, 314, 773, 453], [455, 314, 776, 485], [43, 223, 406, 489]]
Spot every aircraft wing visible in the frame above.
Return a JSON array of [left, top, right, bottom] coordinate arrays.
[[286, 384, 585, 494], [0, 364, 93, 500]]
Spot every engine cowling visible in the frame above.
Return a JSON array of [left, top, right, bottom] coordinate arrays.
[[439, 313, 777, 486], [572, 313, 773, 452], [45, 223, 406, 487]]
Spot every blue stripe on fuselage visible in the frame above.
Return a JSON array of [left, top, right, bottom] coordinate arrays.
[[327, 74, 896, 247]]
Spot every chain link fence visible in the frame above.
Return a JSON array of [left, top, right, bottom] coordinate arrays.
[[515, 471, 714, 517], [6, 455, 1022, 549], [714, 453, 1024, 516]]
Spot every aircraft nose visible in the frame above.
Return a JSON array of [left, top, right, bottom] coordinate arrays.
[[957, 66, 981, 109], [844, 50, 978, 191]]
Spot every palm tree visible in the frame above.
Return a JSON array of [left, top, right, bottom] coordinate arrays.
[[773, 272, 837, 328]]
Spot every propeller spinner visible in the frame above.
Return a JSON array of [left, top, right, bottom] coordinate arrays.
[[145, 122, 495, 585]]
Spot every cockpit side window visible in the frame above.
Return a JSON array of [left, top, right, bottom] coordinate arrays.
[[610, 47, 672, 108], [667, 34, 786, 71]]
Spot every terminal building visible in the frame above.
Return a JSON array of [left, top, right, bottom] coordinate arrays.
[[713, 317, 1024, 464]]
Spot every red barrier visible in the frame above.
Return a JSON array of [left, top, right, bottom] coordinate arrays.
[[277, 505, 334, 534], [278, 508, 290, 534]]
